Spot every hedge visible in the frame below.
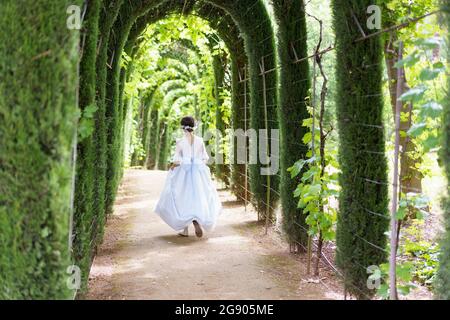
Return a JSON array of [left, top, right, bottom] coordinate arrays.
[[272, 0, 311, 249], [213, 52, 231, 186], [0, 0, 82, 299], [436, 2, 450, 299], [72, 0, 101, 293], [92, 0, 124, 247], [332, 0, 389, 299]]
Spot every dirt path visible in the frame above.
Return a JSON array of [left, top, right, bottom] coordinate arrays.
[[86, 169, 341, 300]]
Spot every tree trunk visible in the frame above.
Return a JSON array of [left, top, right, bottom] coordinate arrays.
[[384, 38, 423, 200]]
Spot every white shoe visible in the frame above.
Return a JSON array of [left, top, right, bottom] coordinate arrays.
[[178, 227, 189, 237]]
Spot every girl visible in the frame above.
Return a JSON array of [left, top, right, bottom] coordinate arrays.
[[154, 116, 222, 237]]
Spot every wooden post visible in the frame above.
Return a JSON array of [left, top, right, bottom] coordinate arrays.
[[389, 41, 404, 300]]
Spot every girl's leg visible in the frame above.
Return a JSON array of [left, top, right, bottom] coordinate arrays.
[[178, 227, 189, 237]]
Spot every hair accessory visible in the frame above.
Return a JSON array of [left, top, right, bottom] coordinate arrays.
[[182, 125, 196, 130]]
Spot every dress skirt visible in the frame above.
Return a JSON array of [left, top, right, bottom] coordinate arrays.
[[155, 160, 222, 232]]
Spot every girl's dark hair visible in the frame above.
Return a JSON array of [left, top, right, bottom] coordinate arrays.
[[181, 116, 195, 132]]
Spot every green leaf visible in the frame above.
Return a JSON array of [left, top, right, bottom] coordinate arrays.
[[302, 132, 312, 144], [407, 123, 426, 137], [301, 167, 319, 182], [84, 104, 98, 118], [399, 85, 427, 103], [377, 284, 389, 299], [422, 134, 439, 152], [398, 285, 412, 296], [293, 185, 303, 198], [396, 207, 407, 220], [420, 101, 443, 119], [394, 53, 419, 68], [415, 37, 441, 49], [419, 68, 442, 81], [288, 159, 307, 178], [41, 227, 50, 238], [397, 263, 413, 282], [308, 184, 322, 196]]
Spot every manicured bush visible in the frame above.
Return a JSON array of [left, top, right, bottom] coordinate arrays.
[[213, 53, 231, 186], [72, 0, 101, 293], [196, 5, 249, 202], [93, 0, 124, 246], [272, 0, 311, 248], [103, 0, 159, 214], [0, 0, 82, 299], [436, 2, 450, 300], [211, 0, 279, 220], [332, 0, 389, 299]]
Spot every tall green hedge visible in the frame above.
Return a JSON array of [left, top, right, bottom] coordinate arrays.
[[212, 0, 279, 219], [436, 2, 450, 300], [332, 0, 389, 299], [213, 52, 231, 186], [73, 0, 101, 293], [104, 4, 135, 215], [93, 0, 124, 246], [103, 0, 164, 214], [196, 4, 249, 203], [0, 0, 81, 299], [229, 54, 250, 202], [272, 0, 311, 249]]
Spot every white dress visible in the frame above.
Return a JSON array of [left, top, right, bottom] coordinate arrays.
[[154, 134, 222, 232]]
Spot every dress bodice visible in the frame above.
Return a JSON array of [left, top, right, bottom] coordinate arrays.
[[172, 135, 209, 163]]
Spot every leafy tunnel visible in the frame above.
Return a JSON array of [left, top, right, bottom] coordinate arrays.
[[0, 0, 448, 300]]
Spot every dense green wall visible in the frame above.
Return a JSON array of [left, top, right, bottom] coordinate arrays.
[[213, 0, 279, 219], [272, 0, 311, 248], [73, 0, 101, 293], [436, 2, 450, 300], [104, 3, 138, 215], [0, 0, 82, 299], [92, 0, 124, 247], [196, 3, 249, 202], [332, 0, 389, 299], [213, 53, 231, 186]]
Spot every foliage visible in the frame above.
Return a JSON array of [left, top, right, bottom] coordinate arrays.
[[436, 0, 450, 300], [119, 14, 232, 174], [396, 36, 447, 154], [372, 261, 416, 299], [403, 226, 440, 287], [373, 225, 440, 299], [272, 0, 312, 247], [288, 116, 339, 241], [332, 0, 389, 299], [72, 0, 101, 294], [91, 0, 125, 251], [0, 0, 82, 299]]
